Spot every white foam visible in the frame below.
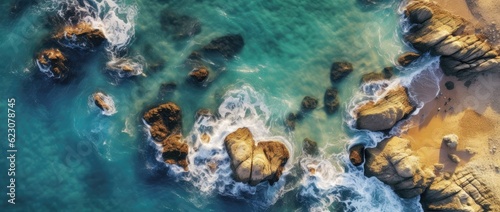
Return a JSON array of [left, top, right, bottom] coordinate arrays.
[[106, 56, 144, 78]]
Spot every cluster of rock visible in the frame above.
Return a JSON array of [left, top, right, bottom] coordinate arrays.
[[364, 137, 498, 211], [224, 127, 290, 185], [404, 1, 500, 80]]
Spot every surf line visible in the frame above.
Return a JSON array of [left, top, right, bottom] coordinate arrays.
[[6, 98, 17, 205]]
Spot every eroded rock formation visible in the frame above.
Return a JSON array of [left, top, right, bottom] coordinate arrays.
[[53, 22, 106, 50], [36, 48, 69, 80]]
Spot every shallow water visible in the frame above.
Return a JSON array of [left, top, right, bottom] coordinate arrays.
[[0, 0, 427, 211]]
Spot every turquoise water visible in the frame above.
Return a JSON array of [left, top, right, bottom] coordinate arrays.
[[0, 0, 424, 211]]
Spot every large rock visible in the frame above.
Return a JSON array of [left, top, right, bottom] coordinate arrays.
[[330, 61, 353, 82], [355, 85, 414, 131], [303, 138, 319, 156], [36, 48, 69, 80], [397, 52, 420, 67], [188, 67, 209, 83], [143, 102, 188, 170], [301, 96, 318, 111], [349, 144, 365, 166], [53, 22, 106, 50], [404, 1, 500, 80], [224, 128, 289, 186], [364, 137, 435, 198], [92, 92, 116, 115], [202, 34, 245, 58], [160, 10, 201, 39]]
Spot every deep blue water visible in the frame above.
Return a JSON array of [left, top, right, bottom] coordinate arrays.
[[0, 0, 425, 211]]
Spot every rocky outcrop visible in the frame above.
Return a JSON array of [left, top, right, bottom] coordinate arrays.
[[224, 127, 289, 186], [348, 144, 365, 166], [324, 88, 340, 114], [355, 85, 414, 131], [160, 10, 201, 39], [364, 137, 436, 198], [36, 48, 69, 80], [188, 67, 209, 83], [106, 58, 143, 78], [301, 96, 318, 111], [330, 61, 353, 82], [143, 102, 189, 170], [397, 52, 420, 67], [404, 1, 500, 80], [92, 92, 116, 115], [360, 67, 393, 83], [202, 34, 245, 58], [53, 22, 106, 50], [303, 138, 319, 156]]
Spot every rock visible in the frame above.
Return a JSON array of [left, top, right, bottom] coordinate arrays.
[[404, 1, 500, 80], [465, 147, 476, 155], [92, 92, 116, 115], [443, 134, 459, 149], [364, 137, 435, 198], [143, 102, 188, 170], [224, 128, 289, 186], [188, 67, 209, 83], [361, 72, 385, 83], [158, 82, 176, 97], [445, 81, 455, 90], [284, 112, 297, 130], [36, 48, 69, 80], [301, 96, 318, 111], [355, 85, 414, 131], [434, 163, 444, 171], [382, 67, 394, 79], [397, 52, 420, 67], [349, 144, 365, 166], [448, 154, 461, 163], [324, 88, 340, 114], [303, 138, 319, 156], [106, 58, 143, 78], [160, 10, 201, 39], [195, 108, 214, 121], [202, 34, 244, 58], [330, 61, 353, 82], [53, 22, 106, 50]]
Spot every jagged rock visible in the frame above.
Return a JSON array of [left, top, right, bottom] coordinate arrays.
[[189, 67, 209, 83], [143, 102, 188, 170], [330, 61, 353, 82], [92, 92, 116, 115], [404, 1, 500, 80], [284, 112, 297, 130], [303, 138, 319, 156], [324, 88, 340, 114], [53, 22, 106, 50], [397, 52, 421, 67], [36, 48, 69, 80], [301, 96, 318, 111], [364, 137, 435, 198], [349, 144, 365, 166], [224, 128, 289, 186], [160, 10, 201, 39], [443, 134, 459, 149], [445, 81, 455, 90], [202, 34, 244, 58], [355, 85, 414, 131]]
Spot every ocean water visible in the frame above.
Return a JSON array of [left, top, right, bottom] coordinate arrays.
[[0, 0, 426, 211]]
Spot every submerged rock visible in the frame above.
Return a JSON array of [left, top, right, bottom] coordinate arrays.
[[404, 1, 500, 80], [36, 48, 69, 80], [349, 144, 365, 166], [106, 58, 144, 78], [92, 92, 116, 115], [330, 61, 353, 82], [324, 88, 340, 114], [284, 112, 297, 130], [224, 127, 289, 186], [53, 22, 106, 50], [188, 67, 209, 83], [160, 10, 201, 39], [143, 102, 188, 170], [397, 52, 420, 67], [301, 96, 318, 111], [355, 85, 414, 131], [303, 138, 319, 156], [202, 34, 245, 58]]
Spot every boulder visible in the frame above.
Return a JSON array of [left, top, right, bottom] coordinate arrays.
[[364, 137, 435, 198], [301, 96, 318, 111], [188, 67, 209, 83], [92, 92, 116, 115], [443, 134, 459, 149], [284, 112, 297, 130], [224, 128, 289, 186], [303, 138, 319, 156], [36, 48, 69, 80], [160, 10, 201, 39], [143, 102, 188, 170], [349, 144, 365, 166], [355, 85, 414, 131], [404, 1, 500, 80], [202, 34, 245, 58], [324, 88, 340, 114], [444, 81, 455, 90], [397, 52, 420, 67], [330, 61, 353, 82], [53, 22, 106, 50]]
